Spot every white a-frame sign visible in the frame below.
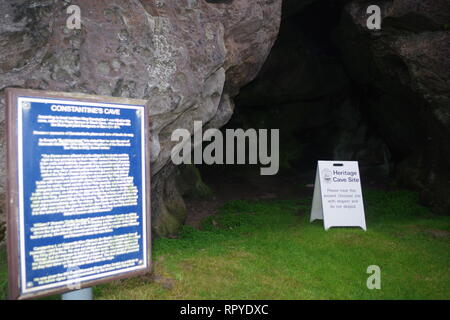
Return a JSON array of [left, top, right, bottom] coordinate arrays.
[[310, 161, 367, 230]]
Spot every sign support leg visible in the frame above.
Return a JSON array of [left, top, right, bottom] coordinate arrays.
[[61, 287, 93, 300]]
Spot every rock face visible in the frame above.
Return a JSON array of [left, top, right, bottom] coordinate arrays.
[[338, 0, 450, 213], [0, 0, 282, 239]]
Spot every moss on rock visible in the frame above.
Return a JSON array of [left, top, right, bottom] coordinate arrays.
[[177, 164, 214, 200]]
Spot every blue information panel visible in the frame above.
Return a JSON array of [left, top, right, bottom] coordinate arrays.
[[8, 92, 150, 298]]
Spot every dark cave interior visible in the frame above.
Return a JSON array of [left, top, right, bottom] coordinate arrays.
[[199, 1, 390, 189]]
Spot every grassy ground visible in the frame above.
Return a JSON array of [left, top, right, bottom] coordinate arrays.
[[0, 189, 449, 300]]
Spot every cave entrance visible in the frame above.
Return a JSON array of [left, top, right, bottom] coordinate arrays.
[[183, 0, 392, 226]]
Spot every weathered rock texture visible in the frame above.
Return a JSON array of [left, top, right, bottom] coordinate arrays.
[[0, 0, 282, 239], [338, 0, 450, 213]]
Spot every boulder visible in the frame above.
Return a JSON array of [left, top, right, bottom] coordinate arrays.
[[0, 0, 282, 239]]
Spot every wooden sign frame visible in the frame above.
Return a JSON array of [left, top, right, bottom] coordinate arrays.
[[5, 88, 151, 299]]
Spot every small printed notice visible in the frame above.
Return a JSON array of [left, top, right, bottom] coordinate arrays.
[[6, 89, 150, 299], [310, 161, 367, 230]]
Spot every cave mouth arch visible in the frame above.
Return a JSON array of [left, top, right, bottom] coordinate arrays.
[[193, 0, 393, 204]]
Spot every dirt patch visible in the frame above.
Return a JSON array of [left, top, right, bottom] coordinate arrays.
[[184, 168, 315, 228], [424, 229, 450, 239], [398, 225, 450, 239], [150, 274, 176, 290], [137, 259, 176, 291], [184, 198, 220, 229], [335, 233, 364, 245]]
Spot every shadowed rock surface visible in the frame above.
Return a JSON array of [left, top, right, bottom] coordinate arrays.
[[339, 0, 450, 213]]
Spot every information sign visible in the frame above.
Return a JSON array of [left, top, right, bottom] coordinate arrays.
[[6, 89, 151, 299], [310, 161, 367, 231]]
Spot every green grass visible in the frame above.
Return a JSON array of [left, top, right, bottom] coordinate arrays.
[[1, 189, 449, 299]]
